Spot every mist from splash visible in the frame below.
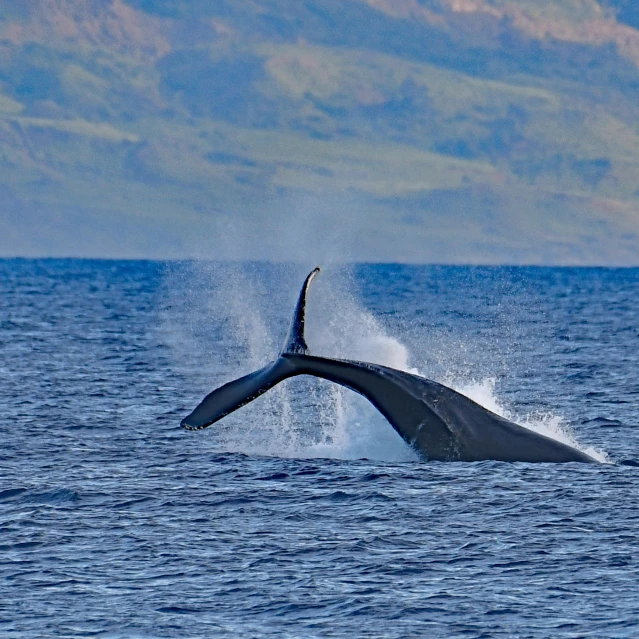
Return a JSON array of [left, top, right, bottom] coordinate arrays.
[[166, 258, 607, 464], [447, 377, 609, 463]]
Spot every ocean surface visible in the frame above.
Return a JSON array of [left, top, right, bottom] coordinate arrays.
[[1, 259, 638, 638]]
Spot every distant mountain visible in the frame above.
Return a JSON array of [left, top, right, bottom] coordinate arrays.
[[2, 0, 639, 263]]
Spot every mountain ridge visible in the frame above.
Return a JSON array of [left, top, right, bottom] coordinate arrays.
[[1, 0, 639, 263]]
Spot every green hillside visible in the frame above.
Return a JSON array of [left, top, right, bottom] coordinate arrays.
[[1, 0, 639, 263]]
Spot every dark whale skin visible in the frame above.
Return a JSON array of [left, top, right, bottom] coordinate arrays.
[[182, 269, 598, 464]]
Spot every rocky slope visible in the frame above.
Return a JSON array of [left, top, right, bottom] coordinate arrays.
[[1, 0, 639, 262]]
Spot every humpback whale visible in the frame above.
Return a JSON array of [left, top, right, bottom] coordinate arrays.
[[182, 268, 598, 463]]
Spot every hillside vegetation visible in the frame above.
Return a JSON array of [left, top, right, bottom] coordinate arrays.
[[2, 0, 639, 262]]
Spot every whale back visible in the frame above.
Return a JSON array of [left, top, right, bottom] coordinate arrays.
[[281, 353, 597, 463]]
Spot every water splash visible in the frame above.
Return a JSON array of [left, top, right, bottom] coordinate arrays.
[[168, 262, 607, 464], [447, 377, 610, 463], [214, 267, 418, 461]]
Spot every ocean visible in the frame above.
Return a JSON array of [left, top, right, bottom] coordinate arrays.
[[1, 259, 638, 638]]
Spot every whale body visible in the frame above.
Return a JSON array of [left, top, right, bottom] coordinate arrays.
[[182, 268, 597, 464]]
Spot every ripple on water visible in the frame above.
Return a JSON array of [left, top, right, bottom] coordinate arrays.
[[1, 261, 639, 638]]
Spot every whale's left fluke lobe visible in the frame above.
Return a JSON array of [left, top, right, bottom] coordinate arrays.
[[180, 359, 295, 431], [181, 267, 320, 431]]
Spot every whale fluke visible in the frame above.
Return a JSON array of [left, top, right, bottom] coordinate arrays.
[[181, 268, 319, 431], [181, 359, 295, 431], [280, 267, 320, 355], [182, 268, 599, 463]]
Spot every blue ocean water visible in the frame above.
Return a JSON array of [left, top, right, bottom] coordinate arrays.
[[1, 259, 638, 638]]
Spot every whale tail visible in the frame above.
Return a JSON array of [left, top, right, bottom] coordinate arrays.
[[180, 267, 598, 464], [181, 267, 320, 431], [280, 267, 320, 356]]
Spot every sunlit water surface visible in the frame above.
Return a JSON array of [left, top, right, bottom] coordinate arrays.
[[2, 260, 638, 638]]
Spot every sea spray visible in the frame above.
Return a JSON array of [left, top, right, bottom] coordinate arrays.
[[302, 268, 419, 460], [166, 262, 607, 462], [444, 376, 609, 463]]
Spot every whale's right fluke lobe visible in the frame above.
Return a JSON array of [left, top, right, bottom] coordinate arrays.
[[280, 267, 320, 355]]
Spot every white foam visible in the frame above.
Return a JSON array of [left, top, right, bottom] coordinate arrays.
[[169, 264, 608, 464], [445, 376, 610, 463], [176, 266, 417, 461]]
